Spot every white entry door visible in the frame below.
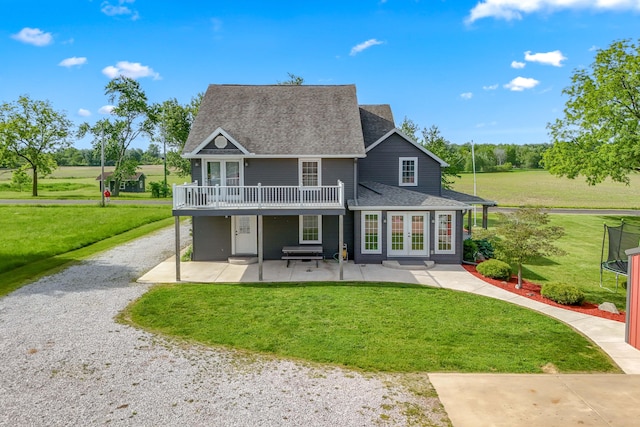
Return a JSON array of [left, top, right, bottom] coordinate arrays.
[[233, 215, 257, 254], [387, 212, 429, 256]]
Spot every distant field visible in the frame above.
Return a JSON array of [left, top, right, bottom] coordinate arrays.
[[453, 170, 639, 209], [0, 165, 189, 199]]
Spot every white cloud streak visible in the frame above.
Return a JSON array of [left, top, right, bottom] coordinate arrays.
[[511, 60, 526, 69], [102, 61, 160, 80], [483, 84, 499, 90], [59, 57, 87, 67], [460, 92, 473, 100], [101, 0, 139, 20], [11, 27, 53, 46], [350, 39, 384, 56], [98, 105, 115, 114], [504, 76, 540, 91], [466, 0, 640, 23], [525, 50, 567, 66], [77, 109, 91, 117]]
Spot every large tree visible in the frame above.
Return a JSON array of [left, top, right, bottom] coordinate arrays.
[[79, 77, 155, 196], [544, 39, 640, 185], [153, 94, 202, 178], [400, 118, 462, 189], [0, 95, 72, 196], [488, 208, 566, 289]]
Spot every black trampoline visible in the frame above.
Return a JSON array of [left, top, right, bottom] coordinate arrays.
[[601, 222, 640, 291]]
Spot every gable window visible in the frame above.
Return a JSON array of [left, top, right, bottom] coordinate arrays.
[[399, 157, 417, 186], [299, 215, 322, 244], [435, 211, 455, 254], [299, 159, 321, 186], [361, 211, 382, 254]]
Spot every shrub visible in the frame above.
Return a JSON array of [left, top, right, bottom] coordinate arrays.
[[463, 239, 478, 262], [474, 238, 495, 259], [476, 259, 512, 280], [541, 283, 585, 306]]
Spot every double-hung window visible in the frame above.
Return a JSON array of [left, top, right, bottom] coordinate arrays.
[[399, 157, 417, 186], [299, 159, 321, 186], [299, 215, 322, 244], [435, 211, 455, 254], [361, 211, 382, 254]]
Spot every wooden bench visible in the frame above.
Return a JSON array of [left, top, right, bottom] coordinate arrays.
[[282, 245, 324, 267]]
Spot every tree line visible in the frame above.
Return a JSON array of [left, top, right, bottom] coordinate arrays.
[[2, 38, 639, 196]]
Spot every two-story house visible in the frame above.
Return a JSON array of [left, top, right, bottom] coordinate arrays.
[[171, 84, 493, 280]]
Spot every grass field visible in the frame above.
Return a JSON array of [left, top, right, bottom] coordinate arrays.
[[0, 165, 188, 199], [0, 204, 173, 297], [478, 213, 638, 309], [122, 282, 618, 373], [453, 169, 639, 209]]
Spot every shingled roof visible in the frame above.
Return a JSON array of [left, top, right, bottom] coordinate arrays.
[[348, 181, 470, 210], [359, 105, 395, 147], [183, 85, 366, 157]]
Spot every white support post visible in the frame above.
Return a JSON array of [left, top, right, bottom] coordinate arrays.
[[175, 216, 181, 282], [258, 215, 264, 281], [339, 214, 344, 280]]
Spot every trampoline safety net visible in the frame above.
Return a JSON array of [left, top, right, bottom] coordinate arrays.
[[601, 222, 640, 291]]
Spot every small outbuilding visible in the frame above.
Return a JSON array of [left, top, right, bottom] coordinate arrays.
[[96, 172, 146, 193]]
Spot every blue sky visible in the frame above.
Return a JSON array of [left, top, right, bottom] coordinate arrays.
[[2, 0, 640, 149]]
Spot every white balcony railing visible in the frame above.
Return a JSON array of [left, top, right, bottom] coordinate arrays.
[[173, 181, 344, 210]]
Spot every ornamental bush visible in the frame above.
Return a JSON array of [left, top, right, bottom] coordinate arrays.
[[541, 283, 585, 306], [463, 239, 478, 262], [476, 259, 512, 280]]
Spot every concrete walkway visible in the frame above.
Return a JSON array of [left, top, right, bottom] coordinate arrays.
[[139, 259, 640, 426]]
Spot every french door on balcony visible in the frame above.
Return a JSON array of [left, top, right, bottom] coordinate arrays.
[[387, 212, 429, 257], [205, 160, 242, 199]]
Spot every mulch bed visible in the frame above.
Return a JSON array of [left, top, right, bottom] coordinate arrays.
[[461, 264, 625, 323]]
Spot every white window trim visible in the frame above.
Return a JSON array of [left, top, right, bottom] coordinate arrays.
[[361, 211, 382, 254], [298, 158, 321, 187], [435, 211, 456, 255], [299, 215, 322, 244], [399, 157, 418, 187]]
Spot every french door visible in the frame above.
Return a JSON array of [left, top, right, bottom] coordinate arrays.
[[387, 212, 429, 256], [205, 160, 241, 199]]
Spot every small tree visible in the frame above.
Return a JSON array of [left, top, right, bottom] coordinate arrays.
[[79, 77, 155, 196], [489, 208, 566, 289], [0, 95, 72, 196], [277, 73, 304, 85], [11, 167, 32, 191]]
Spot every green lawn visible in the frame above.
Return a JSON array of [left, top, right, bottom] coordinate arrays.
[[0, 165, 187, 199], [0, 204, 173, 297], [123, 282, 619, 373], [454, 169, 639, 209], [478, 214, 639, 309]]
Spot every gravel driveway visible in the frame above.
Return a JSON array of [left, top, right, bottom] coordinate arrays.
[[0, 225, 449, 426]]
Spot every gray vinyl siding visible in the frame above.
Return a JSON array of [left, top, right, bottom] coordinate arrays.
[[190, 159, 202, 184], [244, 159, 298, 186], [359, 133, 442, 196], [192, 216, 232, 261]]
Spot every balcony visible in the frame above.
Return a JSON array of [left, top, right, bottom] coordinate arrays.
[[173, 181, 344, 211]]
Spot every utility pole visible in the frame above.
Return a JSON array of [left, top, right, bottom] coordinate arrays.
[[101, 136, 105, 207], [471, 139, 477, 227]]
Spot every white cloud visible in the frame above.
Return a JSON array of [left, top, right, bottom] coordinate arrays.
[[483, 84, 499, 90], [102, 61, 160, 80], [11, 27, 53, 46], [460, 92, 473, 100], [504, 76, 540, 91], [77, 108, 91, 117], [511, 60, 526, 69], [525, 50, 567, 66], [101, 0, 139, 20], [350, 39, 384, 56], [98, 105, 115, 114], [59, 57, 87, 67], [466, 0, 640, 24]]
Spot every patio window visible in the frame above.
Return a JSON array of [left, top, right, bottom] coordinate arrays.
[[435, 211, 455, 254], [399, 157, 417, 186], [299, 215, 322, 244], [361, 211, 382, 254]]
